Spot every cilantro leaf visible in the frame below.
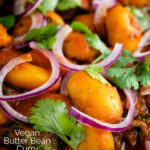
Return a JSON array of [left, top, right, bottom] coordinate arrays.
[[107, 65, 139, 90], [85, 34, 110, 57], [107, 50, 150, 89], [56, 0, 81, 11], [70, 21, 92, 34], [37, 37, 57, 49], [0, 15, 15, 30], [41, 0, 59, 11], [145, 56, 150, 72], [127, 6, 150, 31], [113, 49, 139, 67], [31, 0, 81, 13], [85, 65, 110, 85], [71, 21, 110, 57], [28, 0, 58, 13], [138, 71, 150, 87], [29, 99, 85, 150], [136, 56, 150, 87], [24, 24, 60, 49]]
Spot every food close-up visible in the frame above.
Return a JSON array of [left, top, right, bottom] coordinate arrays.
[[0, 0, 150, 150]]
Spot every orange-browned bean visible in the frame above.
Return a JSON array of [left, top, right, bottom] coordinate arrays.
[[78, 126, 115, 150], [119, 0, 150, 7], [0, 24, 12, 48], [5, 63, 51, 90], [105, 5, 142, 53], [63, 31, 99, 63], [46, 11, 65, 26], [74, 13, 95, 32], [12, 16, 32, 39], [67, 71, 123, 123]]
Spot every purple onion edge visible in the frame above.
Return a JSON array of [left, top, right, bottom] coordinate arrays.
[[18, 0, 41, 17], [0, 73, 60, 101], [68, 107, 132, 132], [0, 104, 29, 123]]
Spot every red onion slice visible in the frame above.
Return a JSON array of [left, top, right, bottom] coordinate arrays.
[[97, 43, 123, 69], [60, 72, 74, 95], [134, 30, 150, 60], [14, 0, 42, 17], [93, 0, 116, 9], [69, 89, 137, 132], [13, 41, 30, 49], [14, 12, 46, 44], [52, 25, 123, 71], [141, 87, 150, 96], [52, 25, 86, 71], [0, 102, 28, 123], [94, 0, 108, 36], [0, 43, 60, 101]]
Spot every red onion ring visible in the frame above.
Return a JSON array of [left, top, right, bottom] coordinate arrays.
[[69, 89, 137, 132], [134, 30, 150, 61], [60, 72, 74, 95], [52, 25, 123, 71], [14, 12, 46, 45], [14, 0, 42, 17], [0, 42, 60, 101], [94, 0, 108, 36], [13, 41, 30, 49], [93, 0, 116, 9], [0, 102, 28, 123], [141, 87, 150, 96]]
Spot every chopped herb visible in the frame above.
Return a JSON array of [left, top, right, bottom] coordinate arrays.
[[107, 52, 150, 89], [137, 56, 150, 87], [127, 6, 150, 31], [29, 0, 81, 13], [145, 56, 150, 72], [85, 65, 110, 85], [85, 34, 110, 57], [107, 64, 139, 90], [85, 54, 110, 85], [71, 21, 110, 57], [0, 15, 15, 30], [40, 0, 59, 12], [37, 36, 57, 50], [113, 49, 139, 67], [29, 99, 85, 150], [56, 0, 81, 11], [24, 24, 60, 49], [70, 21, 92, 34]]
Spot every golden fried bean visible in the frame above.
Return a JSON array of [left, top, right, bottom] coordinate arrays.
[[0, 24, 12, 48], [78, 126, 115, 150], [67, 71, 123, 123], [74, 13, 95, 32], [46, 11, 65, 26], [63, 31, 99, 63], [105, 5, 142, 53]]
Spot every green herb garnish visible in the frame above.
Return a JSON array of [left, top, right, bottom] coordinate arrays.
[[29, 98, 85, 150], [0, 15, 16, 30], [24, 24, 60, 49], [107, 51, 150, 90], [84, 55, 110, 85], [29, 0, 81, 14], [70, 21, 110, 57], [56, 0, 81, 11]]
